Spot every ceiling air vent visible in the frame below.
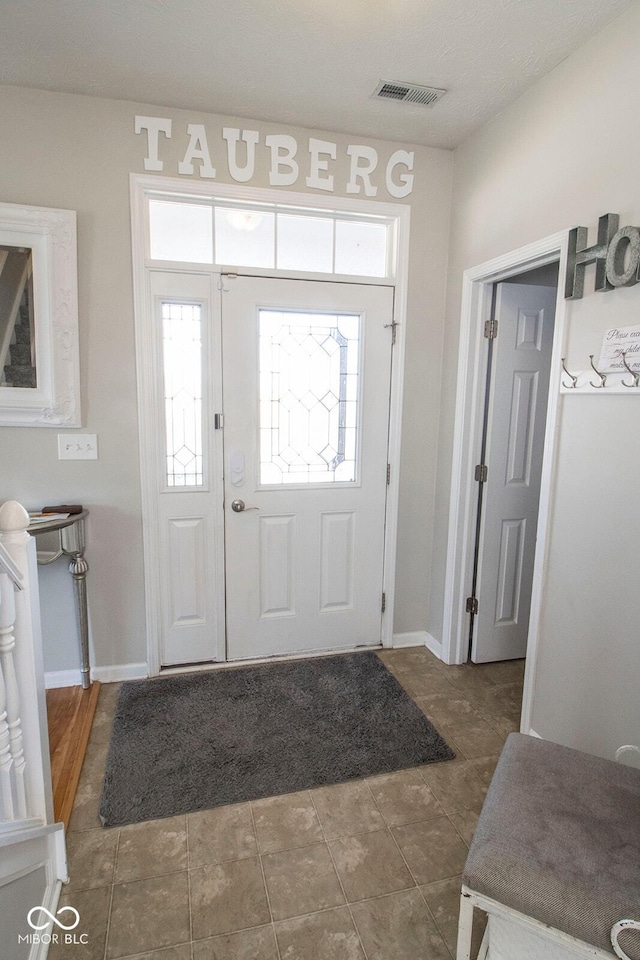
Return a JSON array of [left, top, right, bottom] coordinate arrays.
[[372, 79, 446, 107]]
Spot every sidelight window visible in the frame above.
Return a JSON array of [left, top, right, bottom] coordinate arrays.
[[162, 301, 204, 487]]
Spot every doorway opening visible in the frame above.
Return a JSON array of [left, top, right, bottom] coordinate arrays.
[[130, 176, 411, 675], [442, 231, 568, 735], [150, 275, 394, 668], [468, 262, 559, 664]]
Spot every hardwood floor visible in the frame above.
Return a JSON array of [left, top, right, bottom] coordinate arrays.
[[46, 681, 101, 828]]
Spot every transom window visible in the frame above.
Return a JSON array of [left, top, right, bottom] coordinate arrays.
[[148, 198, 391, 279]]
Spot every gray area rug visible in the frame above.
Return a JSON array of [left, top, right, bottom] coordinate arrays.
[[99, 651, 455, 827]]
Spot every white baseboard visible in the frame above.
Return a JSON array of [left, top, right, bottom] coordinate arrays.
[[391, 631, 444, 662], [44, 669, 82, 689], [392, 631, 428, 648], [45, 662, 148, 688], [393, 630, 442, 660], [527, 727, 542, 739], [425, 632, 443, 660], [47, 642, 462, 688], [93, 662, 148, 684]]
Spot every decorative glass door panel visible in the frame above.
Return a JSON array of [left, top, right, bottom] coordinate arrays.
[[162, 301, 204, 487], [259, 310, 360, 485]]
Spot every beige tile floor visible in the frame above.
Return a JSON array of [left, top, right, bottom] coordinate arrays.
[[50, 647, 524, 960]]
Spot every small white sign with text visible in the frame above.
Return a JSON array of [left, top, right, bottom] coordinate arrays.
[[598, 324, 640, 372]]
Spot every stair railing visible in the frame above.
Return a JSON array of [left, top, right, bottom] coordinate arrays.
[[0, 257, 31, 384], [0, 540, 26, 819], [0, 501, 54, 827]]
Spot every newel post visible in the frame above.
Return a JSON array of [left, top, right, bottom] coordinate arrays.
[[0, 501, 29, 819], [0, 501, 53, 824]]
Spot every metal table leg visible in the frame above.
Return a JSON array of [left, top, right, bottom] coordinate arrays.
[[60, 518, 91, 690]]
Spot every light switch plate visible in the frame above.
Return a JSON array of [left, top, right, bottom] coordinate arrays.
[[58, 434, 98, 460]]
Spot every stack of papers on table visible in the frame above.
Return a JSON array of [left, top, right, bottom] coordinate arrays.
[[28, 513, 71, 523]]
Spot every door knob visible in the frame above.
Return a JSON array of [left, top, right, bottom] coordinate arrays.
[[230, 499, 259, 513]]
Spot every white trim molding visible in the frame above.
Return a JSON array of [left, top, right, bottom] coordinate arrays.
[[130, 174, 411, 671], [0, 203, 80, 427], [45, 662, 148, 688], [392, 631, 428, 648], [424, 632, 443, 660], [44, 669, 83, 689], [441, 231, 569, 736], [93, 662, 148, 684], [391, 631, 443, 660]]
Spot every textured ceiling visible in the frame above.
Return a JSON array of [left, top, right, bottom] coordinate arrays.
[[0, 0, 633, 148]]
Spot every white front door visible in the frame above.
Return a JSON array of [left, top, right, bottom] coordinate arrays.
[[221, 276, 394, 660], [472, 281, 556, 663]]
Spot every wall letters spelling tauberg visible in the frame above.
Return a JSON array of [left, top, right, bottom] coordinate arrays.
[[134, 116, 415, 198]]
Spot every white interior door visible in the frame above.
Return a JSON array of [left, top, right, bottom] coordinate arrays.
[[472, 281, 556, 663], [222, 276, 394, 660]]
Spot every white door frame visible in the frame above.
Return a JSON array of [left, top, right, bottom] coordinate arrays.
[[441, 231, 569, 733], [130, 174, 411, 675]]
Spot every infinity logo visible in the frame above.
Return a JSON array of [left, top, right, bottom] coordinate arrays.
[[611, 919, 640, 960], [27, 906, 80, 931]]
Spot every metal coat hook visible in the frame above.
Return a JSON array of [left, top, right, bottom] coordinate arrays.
[[619, 350, 640, 388], [561, 358, 578, 389], [589, 355, 607, 388]]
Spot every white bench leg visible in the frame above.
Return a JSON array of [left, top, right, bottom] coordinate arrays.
[[477, 925, 489, 959], [457, 891, 475, 960]]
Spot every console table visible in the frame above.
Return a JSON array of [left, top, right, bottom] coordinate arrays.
[[28, 510, 91, 689]]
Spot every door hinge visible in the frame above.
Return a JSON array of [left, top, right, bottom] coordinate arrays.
[[474, 463, 487, 482], [484, 318, 498, 339], [466, 596, 478, 615], [381, 592, 386, 613], [217, 270, 238, 291], [214, 413, 224, 430], [386, 463, 391, 485]]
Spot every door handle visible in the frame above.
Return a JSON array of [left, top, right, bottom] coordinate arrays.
[[230, 499, 259, 513]]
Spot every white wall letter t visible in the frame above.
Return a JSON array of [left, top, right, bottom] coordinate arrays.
[[135, 116, 172, 171]]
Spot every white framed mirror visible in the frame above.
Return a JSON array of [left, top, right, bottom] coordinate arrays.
[[0, 202, 80, 426]]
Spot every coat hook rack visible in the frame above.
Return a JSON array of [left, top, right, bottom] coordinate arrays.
[[561, 358, 578, 389], [561, 346, 640, 393], [589, 355, 607, 388], [619, 350, 640, 388]]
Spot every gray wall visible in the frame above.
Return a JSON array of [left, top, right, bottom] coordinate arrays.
[[433, 4, 640, 759], [4, 2, 638, 762], [0, 86, 453, 673]]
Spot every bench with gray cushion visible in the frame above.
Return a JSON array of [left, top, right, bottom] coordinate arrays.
[[457, 733, 640, 960]]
